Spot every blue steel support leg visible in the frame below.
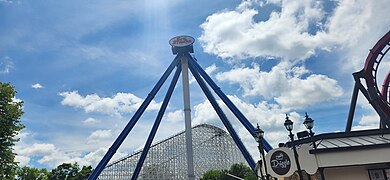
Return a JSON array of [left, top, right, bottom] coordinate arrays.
[[186, 54, 273, 152], [88, 56, 181, 180], [187, 57, 257, 171], [131, 65, 182, 180]]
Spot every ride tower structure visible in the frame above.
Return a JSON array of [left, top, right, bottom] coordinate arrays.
[[88, 35, 273, 180]]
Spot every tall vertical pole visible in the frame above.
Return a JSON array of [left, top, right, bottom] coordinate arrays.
[[259, 140, 269, 180], [289, 132, 304, 180], [181, 54, 195, 180]]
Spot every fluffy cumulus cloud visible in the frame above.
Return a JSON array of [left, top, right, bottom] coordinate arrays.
[[58, 91, 161, 116], [13, 130, 128, 168], [31, 83, 44, 89], [87, 129, 114, 144], [165, 110, 184, 123], [15, 143, 127, 168], [200, 0, 390, 69], [15, 143, 70, 168], [325, 0, 390, 71], [199, 0, 327, 60], [352, 114, 380, 131], [191, 95, 306, 158], [216, 62, 343, 109]]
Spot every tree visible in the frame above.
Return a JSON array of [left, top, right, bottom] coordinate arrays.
[[16, 166, 49, 180], [15, 163, 92, 180], [0, 82, 25, 179], [201, 169, 224, 180], [48, 163, 92, 180], [228, 163, 256, 180], [49, 163, 79, 180], [75, 165, 93, 180], [201, 163, 257, 180]]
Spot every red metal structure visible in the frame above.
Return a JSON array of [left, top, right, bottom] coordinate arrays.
[[381, 72, 390, 102], [346, 30, 390, 131]]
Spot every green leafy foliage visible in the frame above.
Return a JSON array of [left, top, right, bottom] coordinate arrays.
[[16, 166, 49, 180], [229, 163, 256, 180], [49, 163, 80, 180], [201, 163, 257, 180], [202, 169, 225, 180], [15, 163, 93, 180], [0, 82, 25, 179]]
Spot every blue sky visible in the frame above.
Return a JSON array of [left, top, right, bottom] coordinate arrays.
[[1, 0, 389, 169]]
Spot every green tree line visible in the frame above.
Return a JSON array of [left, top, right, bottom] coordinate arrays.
[[201, 163, 257, 180], [15, 163, 92, 180]]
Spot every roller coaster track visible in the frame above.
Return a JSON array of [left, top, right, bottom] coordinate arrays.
[[381, 72, 390, 104], [364, 30, 390, 116], [346, 30, 390, 131]]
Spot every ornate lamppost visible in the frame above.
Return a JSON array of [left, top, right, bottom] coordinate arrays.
[[303, 112, 316, 149], [284, 115, 304, 180], [254, 124, 270, 180]]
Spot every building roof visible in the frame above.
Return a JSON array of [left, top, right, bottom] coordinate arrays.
[[288, 128, 390, 154]]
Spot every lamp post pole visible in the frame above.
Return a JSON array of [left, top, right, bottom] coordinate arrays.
[[284, 115, 304, 180], [255, 124, 269, 180], [303, 112, 316, 149], [259, 142, 270, 180], [258, 160, 265, 180]]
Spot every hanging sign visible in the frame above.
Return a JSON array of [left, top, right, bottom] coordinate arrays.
[[270, 150, 291, 175], [169, 36, 195, 48], [265, 147, 297, 177], [297, 144, 318, 174]]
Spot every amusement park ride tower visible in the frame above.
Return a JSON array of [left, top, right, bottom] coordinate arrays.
[[172, 36, 196, 180], [88, 36, 273, 180]]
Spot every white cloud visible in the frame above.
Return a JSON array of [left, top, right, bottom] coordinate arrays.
[[15, 143, 69, 168], [15, 155, 30, 167], [216, 63, 343, 109], [323, 0, 390, 71], [15, 130, 30, 139], [12, 97, 22, 103], [58, 91, 161, 117], [205, 64, 217, 75], [0, 0, 20, 4], [83, 117, 100, 124], [192, 95, 306, 149], [189, 64, 217, 84], [165, 110, 184, 123], [199, 0, 326, 61], [76, 147, 125, 167], [0, 56, 14, 74], [87, 129, 114, 144], [18, 143, 57, 156], [32, 83, 44, 89], [352, 114, 380, 131], [15, 142, 127, 168], [275, 74, 343, 109], [199, 0, 390, 70]]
